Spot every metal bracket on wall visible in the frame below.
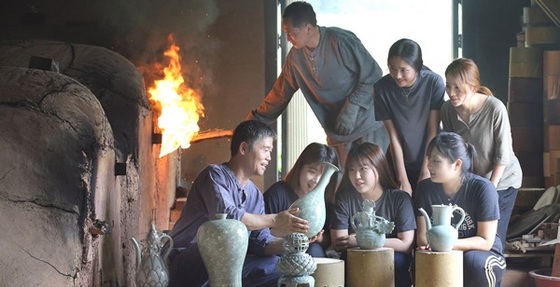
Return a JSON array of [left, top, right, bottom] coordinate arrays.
[[152, 132, 162, 144], [115, 162, 127, 176]]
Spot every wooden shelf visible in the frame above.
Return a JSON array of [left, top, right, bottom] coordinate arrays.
[[506, 251, 554, 258]]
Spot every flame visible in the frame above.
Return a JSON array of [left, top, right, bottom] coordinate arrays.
[[148, 35, 205, 157]]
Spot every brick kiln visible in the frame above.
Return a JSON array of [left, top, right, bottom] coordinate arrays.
[[0, 40, 179, 286]]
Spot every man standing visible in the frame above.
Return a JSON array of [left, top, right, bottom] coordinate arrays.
[[247, 1, 388, 167], [166, 120, 309, 287]]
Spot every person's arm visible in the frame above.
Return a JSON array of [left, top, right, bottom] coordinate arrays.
[[241, 208, 308, 234], [418, 110, 440, 183], [211, 172, 308, 233], [269, 228, 288, 238], [454, 220, 497, 251], [338, 35, 382, 107], [330, 229, 357, 252], [415, 216, 429, 249], [489, 163, 506, 187], [384, 120, 412, 195], [335, 36, 382, 135], [489, 101, 513, 187], [385, 230, 415, 253], [263, 183, 295, 237], [246, 58, 299, 123], [263, 237, 285, 256]]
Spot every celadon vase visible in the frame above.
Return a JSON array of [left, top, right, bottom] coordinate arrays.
[[289, 162, 339, 238], [196, 213, 248, 287], [351, 199, 395, 249], [419, 204, 466, 252]]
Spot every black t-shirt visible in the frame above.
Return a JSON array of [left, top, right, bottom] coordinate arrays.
[[413, 173, 503, 254], [330, 187, 416, 237]]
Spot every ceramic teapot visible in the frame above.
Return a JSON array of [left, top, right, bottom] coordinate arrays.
[[131, 223, 174, 287], [418, 204, 466, 252]]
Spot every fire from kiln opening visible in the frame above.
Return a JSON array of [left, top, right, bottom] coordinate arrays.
[[148, 34, 205, 158]]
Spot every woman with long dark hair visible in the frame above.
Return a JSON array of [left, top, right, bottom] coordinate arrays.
[[330, 142, 415, 287], [264, 142, 339, 257], [374, 38, 445, 194]]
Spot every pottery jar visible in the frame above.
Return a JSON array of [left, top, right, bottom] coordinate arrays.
[[196, 213, 249, 287]]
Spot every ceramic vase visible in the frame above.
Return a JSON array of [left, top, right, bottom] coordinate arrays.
[[351, 199, 395, 249], [196, 213, 248, 287], [289, 162, 338, 238], [418, 204, 466, 252]]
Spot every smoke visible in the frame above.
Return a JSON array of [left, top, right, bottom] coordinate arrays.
[[106, 0, 220, 95]]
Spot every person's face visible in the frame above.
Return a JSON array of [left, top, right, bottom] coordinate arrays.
[[388, 56, 417, 88], [298, 162, 324, 193], [427, 149, 460, 184], [347, 161, 378, 194], [282, 19, 312, 49], [445, 74, 474, 108], [245, 137, 273, 176]]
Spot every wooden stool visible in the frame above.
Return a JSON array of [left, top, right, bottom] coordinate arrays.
[[312, 258, 345, 287], [415, 250, 463, 287], [347, 247, 394, 287]]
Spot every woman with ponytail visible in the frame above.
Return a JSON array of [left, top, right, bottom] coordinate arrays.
[[414, 132, 506, 287]]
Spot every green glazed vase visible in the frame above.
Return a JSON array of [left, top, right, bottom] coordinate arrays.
[[289, 162, 338, 238], [197, 213, 248, 287]]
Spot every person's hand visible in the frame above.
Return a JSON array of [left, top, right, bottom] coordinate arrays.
[[416, 245, 431, 251], [274, 208, 309, 234], [335, 101, 360, 135], [332, 234, 354, 252], [309, 230, 324, 243]]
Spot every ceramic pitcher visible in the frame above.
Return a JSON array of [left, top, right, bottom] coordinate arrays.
[[419, 204, 466, 252], [132, 223, 174, 287], [289, 162, 339, 238]]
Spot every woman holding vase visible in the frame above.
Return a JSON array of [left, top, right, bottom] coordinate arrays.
[[264, 142, 339, 257]]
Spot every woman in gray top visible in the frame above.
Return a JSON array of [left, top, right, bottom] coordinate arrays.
[[441, 58, 522, 247], [374, 39, 445, 195]]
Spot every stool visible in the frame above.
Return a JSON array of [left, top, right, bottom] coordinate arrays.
[[347, 247, 394, 287], [415, 250, 463, 287], [312, 258, 345, 287]]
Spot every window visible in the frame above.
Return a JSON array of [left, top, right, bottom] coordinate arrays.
[[279, 0, 454, 176]]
